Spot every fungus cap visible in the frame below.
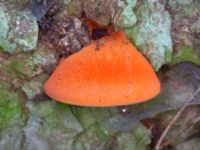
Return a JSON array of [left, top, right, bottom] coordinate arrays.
[[44, 31, 160, 107]]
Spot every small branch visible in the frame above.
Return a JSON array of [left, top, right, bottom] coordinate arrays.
[[155, 86, 200, 150]]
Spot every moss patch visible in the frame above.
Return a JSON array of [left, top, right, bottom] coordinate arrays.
[[172, 46, 200, 65], [0, 81, 24, 131]]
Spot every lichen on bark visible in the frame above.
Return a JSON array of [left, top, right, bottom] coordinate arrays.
[[0, 4, 38, 53]]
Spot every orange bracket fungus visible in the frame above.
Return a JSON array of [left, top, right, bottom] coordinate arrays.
[[44, 31, 161, 107]]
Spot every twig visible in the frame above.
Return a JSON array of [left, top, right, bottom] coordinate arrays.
[[155, 86, 200, 150]]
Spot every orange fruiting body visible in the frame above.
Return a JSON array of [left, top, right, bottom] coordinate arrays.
[[44, 31, 160, 107]]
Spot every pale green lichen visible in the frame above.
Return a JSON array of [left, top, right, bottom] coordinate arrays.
[[7, 46, 56, 78], [0, 39, 16, 53], [63, 0, 71, 5], [117, 0, 137, 9], [0, 5, 38, 53], [125, 0, 173, 70], [116, 0, 137, 28], [116, 5, 137, 28], [0, 7, 17, 52], [0, 8, 8, 39], [22, 76, 45, 99]]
